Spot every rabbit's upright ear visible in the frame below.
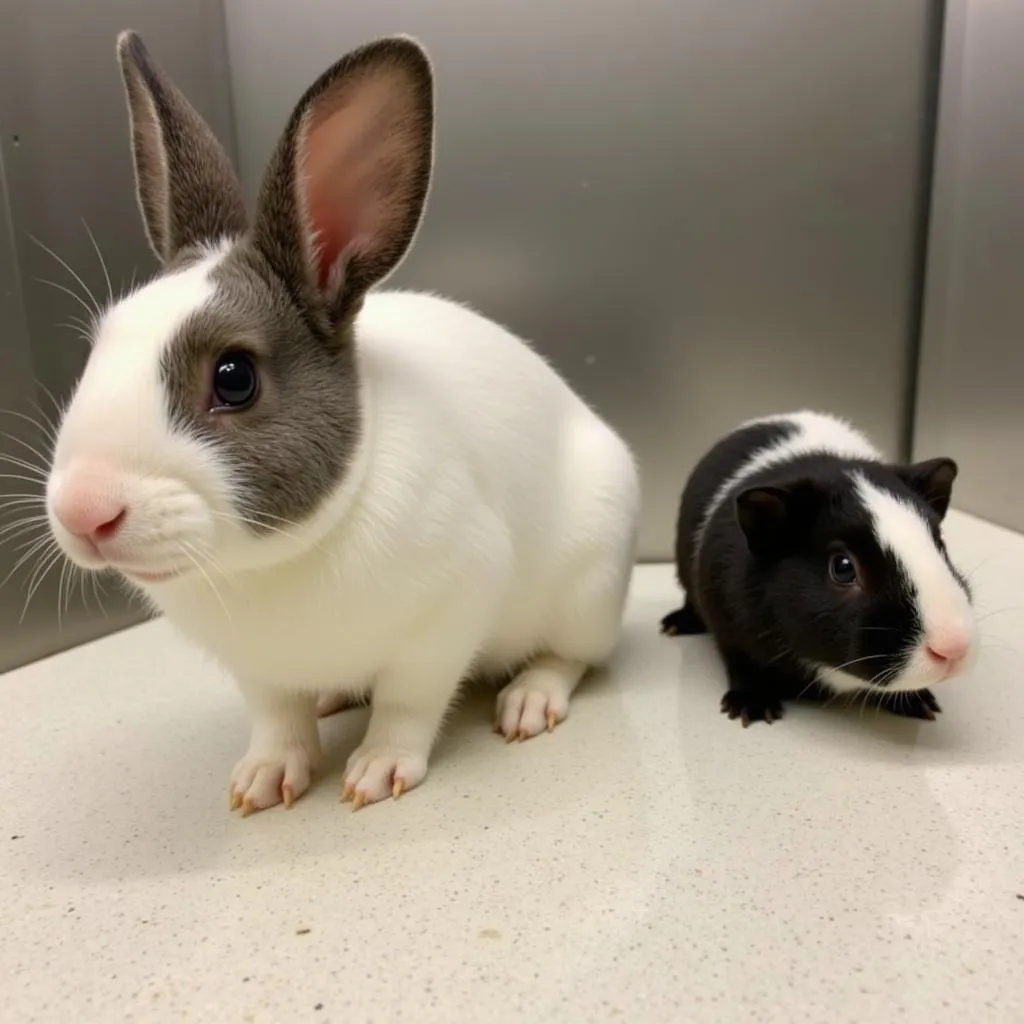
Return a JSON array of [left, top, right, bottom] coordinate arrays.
[[117, 31, 248, 263], [251, 37, 434, 330]]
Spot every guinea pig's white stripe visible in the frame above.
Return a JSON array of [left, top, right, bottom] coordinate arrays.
[[851, 473, 973, 638], [693, 411, 880, 564], [808, 663, 868, 693]]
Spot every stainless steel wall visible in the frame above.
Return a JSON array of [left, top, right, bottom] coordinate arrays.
[[0, 0, 237, 672], [227, 0, 939, 559], [0, 0, 942, 669], [914, 0, 1024, 532]]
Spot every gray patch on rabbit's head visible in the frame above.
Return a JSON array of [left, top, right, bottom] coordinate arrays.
[[159, 244, 362, 532], [121, 33, 433, 535]]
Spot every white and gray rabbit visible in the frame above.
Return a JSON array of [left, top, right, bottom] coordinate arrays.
[[45, 33, 640, 814]]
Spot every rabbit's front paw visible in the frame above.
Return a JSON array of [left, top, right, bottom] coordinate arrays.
[[229, 744, 314, 816], [341, 744, 428, 811], [495, 660, 577, 741]]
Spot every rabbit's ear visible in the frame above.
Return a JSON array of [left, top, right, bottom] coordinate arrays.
[[117, 31, 248, 263], [251, 37, 433, 329]]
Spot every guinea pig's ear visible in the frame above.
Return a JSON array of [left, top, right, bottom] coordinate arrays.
[[735, 481, 821, 558], [250, 37, 433, 331], [736, 485, 794, 557], [895, 458, 959, 520], [117, 31, 248, 263]]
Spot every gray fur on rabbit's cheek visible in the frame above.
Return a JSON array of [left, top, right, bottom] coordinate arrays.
[[159, 247, 362, 534]]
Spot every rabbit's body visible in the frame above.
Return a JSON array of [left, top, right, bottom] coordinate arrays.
[[156, 288, 637, 696], [45, 35, 639, 814]]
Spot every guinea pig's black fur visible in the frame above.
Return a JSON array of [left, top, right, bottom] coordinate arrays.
[[662, 412, 975, 726]]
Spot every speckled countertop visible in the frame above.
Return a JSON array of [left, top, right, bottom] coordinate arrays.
[[1, 510, 1022, 1023]]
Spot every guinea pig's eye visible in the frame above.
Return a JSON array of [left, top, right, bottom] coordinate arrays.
[[211, 351, 259, 411], [828, 552, 858, 587]]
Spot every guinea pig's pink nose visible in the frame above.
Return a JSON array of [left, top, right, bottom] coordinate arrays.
[[925, 632, 970, 667], [52, 468, 127, 545]]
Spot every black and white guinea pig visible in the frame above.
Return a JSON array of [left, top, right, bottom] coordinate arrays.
[[661, 411, 977, 726]]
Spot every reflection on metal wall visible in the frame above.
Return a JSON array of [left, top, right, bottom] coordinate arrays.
[[227, 0, 939, 559], [914, 0, 1024, 532], [0, 0, 237, 672], [0, 0, 943, 670]]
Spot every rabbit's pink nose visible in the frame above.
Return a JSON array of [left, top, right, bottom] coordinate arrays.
[[925, 632, 970, 668], [52, 470, 127, 545]]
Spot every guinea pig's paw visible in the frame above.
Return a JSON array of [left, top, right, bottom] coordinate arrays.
[[660, 604, 707, 636], [494, 665, 572, 742], [341, 745, 428, 811], [720, 689, 785, 728], [229, 746, 314, 816], [881, 688, 942, 721]]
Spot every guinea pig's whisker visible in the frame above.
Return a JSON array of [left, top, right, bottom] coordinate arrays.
[[827, 652, 890, 674], [962, 555, 996, 581], [979, 635, 1020, 657], [796, 677, 824, 702], [812, 607, 839, 621], [974, 606, 1024, 625], [857, 689, 872, 718]]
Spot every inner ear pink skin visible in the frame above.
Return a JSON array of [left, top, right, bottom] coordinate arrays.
[[308, 193, 353, 292], [301, 108, 362, 292], [299, 72, 409, 295]]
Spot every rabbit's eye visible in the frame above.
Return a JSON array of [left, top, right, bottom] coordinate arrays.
[[211, 352, 259, 411]]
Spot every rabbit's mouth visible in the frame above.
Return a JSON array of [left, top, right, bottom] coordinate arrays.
[[123, 566, 187, 585]]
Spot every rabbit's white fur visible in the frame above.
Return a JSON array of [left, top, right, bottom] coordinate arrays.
[[47, 33, 640, 814], [53, 270, 639, 811]]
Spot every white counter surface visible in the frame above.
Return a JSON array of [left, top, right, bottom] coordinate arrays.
[[1, 511, 1022, 1023]]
